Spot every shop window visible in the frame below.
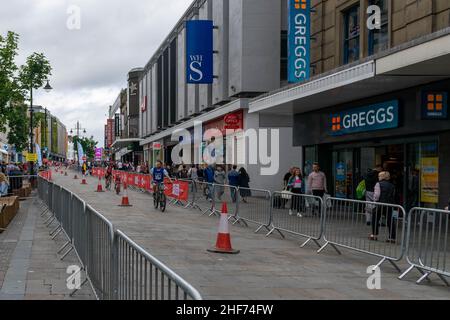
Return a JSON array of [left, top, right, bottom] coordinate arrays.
[[368, 0, 389, 55], [343, 5, 360, 64], [280, 30, 288, 83], [303, 146, 318, 178]]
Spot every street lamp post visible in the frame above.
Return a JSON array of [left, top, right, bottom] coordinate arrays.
[[29, 79, 52, 179], [70, 122, 87, 170]]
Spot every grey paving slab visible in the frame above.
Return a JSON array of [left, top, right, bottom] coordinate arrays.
[[49, 173, 450, 300], [0, 193, 94, 300]]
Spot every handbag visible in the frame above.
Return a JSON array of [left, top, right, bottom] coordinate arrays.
[[281, 189, 292, 200]]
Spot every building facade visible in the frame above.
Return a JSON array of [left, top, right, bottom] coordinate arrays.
[[33, 106, 68, 162], [138, 0, 303, 191], [249, 0, 450, 208], [124, 0, 449, 198]]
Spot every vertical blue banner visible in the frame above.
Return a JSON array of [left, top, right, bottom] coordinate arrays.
[[186, 20, 213, 84], [288, 0, 311, 83]]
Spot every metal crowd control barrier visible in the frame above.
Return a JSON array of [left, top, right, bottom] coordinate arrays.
[[318, 197, 407, 272], [268, 192, 324, 247], [231, 187, 272, 233], [400, 208, 449, 286], [85, 204, 114, 300], [188, 180, 215, 215], [114, 230, 202, 300], [36, 175, 202, 300]]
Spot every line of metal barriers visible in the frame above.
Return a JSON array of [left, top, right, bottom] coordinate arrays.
[[36, 176, 203, 300], [154, 179, 448, 287]]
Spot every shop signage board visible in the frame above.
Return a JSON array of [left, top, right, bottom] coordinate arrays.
[[335, 162, 347, 199], [330, 100, 399, 136], [26, 153, 38, 162], [186, 20, 213, 84], [288, 0, 311, 83], [422, 92, 448, 120], [420, 157, 439, 204]]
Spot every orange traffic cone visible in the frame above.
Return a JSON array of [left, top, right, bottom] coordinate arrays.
[[119, 182, 132, 207], [95, 176, 104, 192], [207, 203, 240, 254], [81, 175, 87, 185]]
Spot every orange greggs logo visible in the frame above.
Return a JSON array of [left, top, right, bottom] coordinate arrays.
[[294, 0, 307, 10], [331, 116, 341, 132]]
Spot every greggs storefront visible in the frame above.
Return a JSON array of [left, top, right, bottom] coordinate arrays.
[[295, 79, 450, 210]]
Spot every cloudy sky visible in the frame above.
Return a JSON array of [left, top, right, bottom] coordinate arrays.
[[0, 0, 192, 147]]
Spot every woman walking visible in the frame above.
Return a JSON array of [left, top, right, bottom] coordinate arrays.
[[238, 167, 251, 203], [369, 171, 397, 243], [287, 168, 305, 217]]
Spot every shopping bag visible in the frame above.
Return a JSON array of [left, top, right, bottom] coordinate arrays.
[[356, 180, 366, 200]]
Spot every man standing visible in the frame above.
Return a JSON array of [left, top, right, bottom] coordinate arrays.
[[228, 165, 240, 202], [308, 163, 327, 215]]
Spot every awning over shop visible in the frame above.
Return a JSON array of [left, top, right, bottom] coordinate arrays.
[[249, 28, 450, 116], [111, 138, 143, 151]]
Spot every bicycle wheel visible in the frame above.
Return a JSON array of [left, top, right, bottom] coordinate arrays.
[[160, 193, 166, 212]]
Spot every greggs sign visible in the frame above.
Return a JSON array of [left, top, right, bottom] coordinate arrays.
[[288, 0, 311, 83], [330, 100, 399, 136]]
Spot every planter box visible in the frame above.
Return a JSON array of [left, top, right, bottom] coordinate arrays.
[[0, 196, 20, 231]]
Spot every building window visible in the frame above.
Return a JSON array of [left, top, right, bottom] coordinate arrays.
[[280, 30, 288, 82], [368, 0, 389, 55], [343, 5, 360, 64]]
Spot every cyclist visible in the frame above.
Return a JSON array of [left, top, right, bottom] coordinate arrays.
[[150, 160, 173, 193], [105, 162, 114, 189]]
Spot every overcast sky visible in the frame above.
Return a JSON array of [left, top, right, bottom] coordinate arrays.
[[0, 0, 192, 147]]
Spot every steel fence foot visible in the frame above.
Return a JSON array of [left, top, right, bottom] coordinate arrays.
[[416, 271, 432, 284], [46, 217, 56, 227], [57, 241, 71, 254], [70, 278, 89, 297], [437, 273, 449, 287], [373, 258, 386, 271], [266, 227, 275, 237], [416, 268, 432, 282], [387, 259, 402, 273], [40, 208, 49, 217], [51, 227, 63, 240], [300, 238, 322, 249], [43, 214, 54, 224], [49, 224, 61, 236], [60, 246, 74, 261], [398, 265, 414, 280]]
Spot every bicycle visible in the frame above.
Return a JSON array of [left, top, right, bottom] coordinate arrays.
[[114, 177, 121, 195], [153, 182, 167, 212], [105, 174, 112, 191]]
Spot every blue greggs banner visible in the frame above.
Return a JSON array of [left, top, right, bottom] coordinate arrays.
[[186, 20, 213, 84], [330, 100, 399, 136], [288, 0, 311, 83]]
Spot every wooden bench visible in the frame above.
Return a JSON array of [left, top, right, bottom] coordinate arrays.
[[0, 196, 20, 231]]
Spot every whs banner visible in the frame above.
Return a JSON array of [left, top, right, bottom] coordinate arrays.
[[288, 0, 311, 83], [186, 20, 213, 84]]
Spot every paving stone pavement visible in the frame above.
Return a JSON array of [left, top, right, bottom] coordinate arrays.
[[0, 192, 94, 300], [48, 173, 450, 299]]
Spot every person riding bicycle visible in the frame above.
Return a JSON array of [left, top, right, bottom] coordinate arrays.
[[105, 163, 114, 187], [150, 160, 173, 193]]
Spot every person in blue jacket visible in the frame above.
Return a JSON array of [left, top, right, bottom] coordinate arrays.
[[204, 164, 215, 201], [228, 165, 240, 202]]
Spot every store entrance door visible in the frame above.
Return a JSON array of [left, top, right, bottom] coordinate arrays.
[[332, 143, 405, 204]]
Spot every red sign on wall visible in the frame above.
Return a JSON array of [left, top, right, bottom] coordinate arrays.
[[204, 110, 244, 136], [106, 119, 114, 148]]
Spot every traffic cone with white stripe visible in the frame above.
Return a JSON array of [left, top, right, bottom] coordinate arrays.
[[95, 176, 104, 192], [119, 182, 132, 207], [81, 174, 87, 185], [207, 202, 240, 254]]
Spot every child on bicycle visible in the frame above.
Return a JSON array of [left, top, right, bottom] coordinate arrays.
[[150, 160, 173, 193]]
